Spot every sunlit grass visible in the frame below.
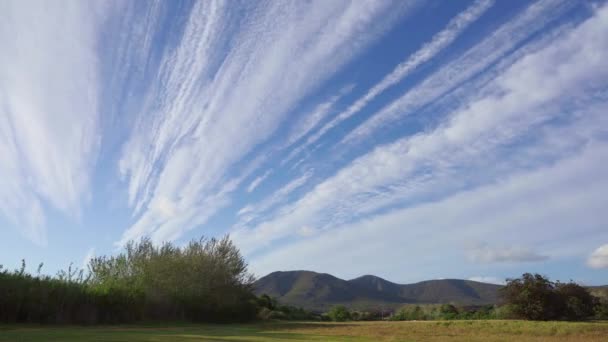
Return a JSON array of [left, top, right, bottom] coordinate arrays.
[[1, 320, 608, 341]]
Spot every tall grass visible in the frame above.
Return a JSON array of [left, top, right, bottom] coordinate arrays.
[[0, 236, 257, 324]]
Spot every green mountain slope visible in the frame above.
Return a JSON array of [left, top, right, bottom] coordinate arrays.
[[254, 271, 502, 311]]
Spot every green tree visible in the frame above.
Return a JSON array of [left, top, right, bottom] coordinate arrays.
[[555, 282, 596, 320], [328, 305, 351, 322], [439, 304, 459, 319], [500, 273, 561, 320], [500, 273, 596, 321]]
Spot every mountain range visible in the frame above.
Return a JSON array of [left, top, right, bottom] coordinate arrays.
[[254, 271, 502, 311]]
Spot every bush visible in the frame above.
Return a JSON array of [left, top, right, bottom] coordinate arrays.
[[500, 273, 596, 321], [0, 235, 258, 324], [328, 305, 351, 322]]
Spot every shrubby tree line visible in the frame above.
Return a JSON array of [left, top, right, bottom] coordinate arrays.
[[500, 273, 606, 321], [2, 240, 607, 326], [323, 274, 608, 322], [0, 236, 258, 324], [255, 294, 321, 321]]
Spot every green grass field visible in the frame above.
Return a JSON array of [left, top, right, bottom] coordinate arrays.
[[1, 321, 608, 342]]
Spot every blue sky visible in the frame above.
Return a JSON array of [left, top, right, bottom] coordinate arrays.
[[1, 0, 608, 285]]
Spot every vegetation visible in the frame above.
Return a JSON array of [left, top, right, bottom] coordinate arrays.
[[254, 271, 500, 312], [0, 236, 257, 324], [388, 304, 502, 321], [2, 243, 607, 327], [256, 294, 321, 321], [501, 273, 599, 321], [327, 305, 351, 322], [2, 321, 608, 341]]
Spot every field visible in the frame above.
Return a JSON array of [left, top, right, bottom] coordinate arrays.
[[1, 321, 608, 342]]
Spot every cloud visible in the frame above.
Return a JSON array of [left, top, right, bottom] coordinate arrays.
[[468, 276, 506, 285], [247, 170, 273, 193], [466, 244, 548, 263], [0, 1, 103, 244], [247, 143, 608, 280], [232, 4, 608, 255], [82, 248, 96, 270], [587, 244, 608, 269], [300, 0, 494, 153], [237, 170, 313, 225], [341, 0, 576, 146], [117, 1, 417, 245], [285, 85, 355, 148]]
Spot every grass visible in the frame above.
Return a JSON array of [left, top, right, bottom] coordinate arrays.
[[1, 320, 608, 341]]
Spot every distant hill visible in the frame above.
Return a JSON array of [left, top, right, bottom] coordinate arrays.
[[589, 285, 608, 300], [254, 271, 502, 311]]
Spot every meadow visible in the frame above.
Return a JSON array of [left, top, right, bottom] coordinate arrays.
[[2, 320, 608, 342]]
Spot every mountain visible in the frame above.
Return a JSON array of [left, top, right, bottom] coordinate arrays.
[[254, 271, 502, 311], [589, 285, 608, 300]]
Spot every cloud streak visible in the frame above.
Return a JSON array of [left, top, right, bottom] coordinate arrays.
[[302, 0, 494, 152], [233, 3, 608, 256], [466, 244, 548, 263], [248, 142, 608, 280], [0, 1, 102, 244], [117, 1, 417, 245], [341, 0, 575, 146]]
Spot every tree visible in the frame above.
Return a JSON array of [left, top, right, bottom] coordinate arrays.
[[501, 273, 596, 321], [328, 305, 351, 322], [500, 273, 560, 320], [555, 282, 595, 320], [439, 304, 459, 319]]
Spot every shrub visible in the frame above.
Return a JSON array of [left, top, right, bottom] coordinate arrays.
[[328, 305, 351, 322], [0, 235, 257, 324], [500, 273, 596, 321]]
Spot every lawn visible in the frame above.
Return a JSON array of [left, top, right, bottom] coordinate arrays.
[[1, 320, 608, 341]]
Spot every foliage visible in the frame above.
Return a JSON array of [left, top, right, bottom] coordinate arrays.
[[594, 297, 608, 319], [255, 294, 320, 321], [328, 305, 352, 322], [389, 304, 501, 321], [0, 236, 257, 324], [500, 273, 596, 321]]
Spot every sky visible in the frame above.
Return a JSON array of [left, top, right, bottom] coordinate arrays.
[[1, 0, 607, 286]]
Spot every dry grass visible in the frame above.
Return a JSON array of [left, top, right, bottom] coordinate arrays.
[[280, 320, 608, 341], [1, 320, 607, 341]]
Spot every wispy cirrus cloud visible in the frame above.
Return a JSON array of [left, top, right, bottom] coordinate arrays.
[[466, 243, 548, 263], [0, 1, 103, 244], [237, 170, 314, 227], [248, 143, 608, 280], [297, 0, 495, 155], [247, 170, 273, 193], [233, 2, 608, 256], [117, 1, 418, 245], [340, 0, 576, 146]]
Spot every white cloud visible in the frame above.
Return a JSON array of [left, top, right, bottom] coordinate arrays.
[[0, 1, 103, 244], [82, 248, 96, 270], [466, 244, 548, 263], [468, 276, 506, 285], [285, 85, 354, 148], [237, 170, 313, 225], [117, 1, 417, 245], [341, 0, 576, 146], [301, 0, 494, 152], [248, 143, 608, 280], [587, 244, 608, 269], [233, 4, 608, 255], [247, 170, 273, 193]]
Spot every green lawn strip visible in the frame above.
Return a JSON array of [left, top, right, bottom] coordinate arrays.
[[1, 321, 608, 342], [0, 323, 361, 342]]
